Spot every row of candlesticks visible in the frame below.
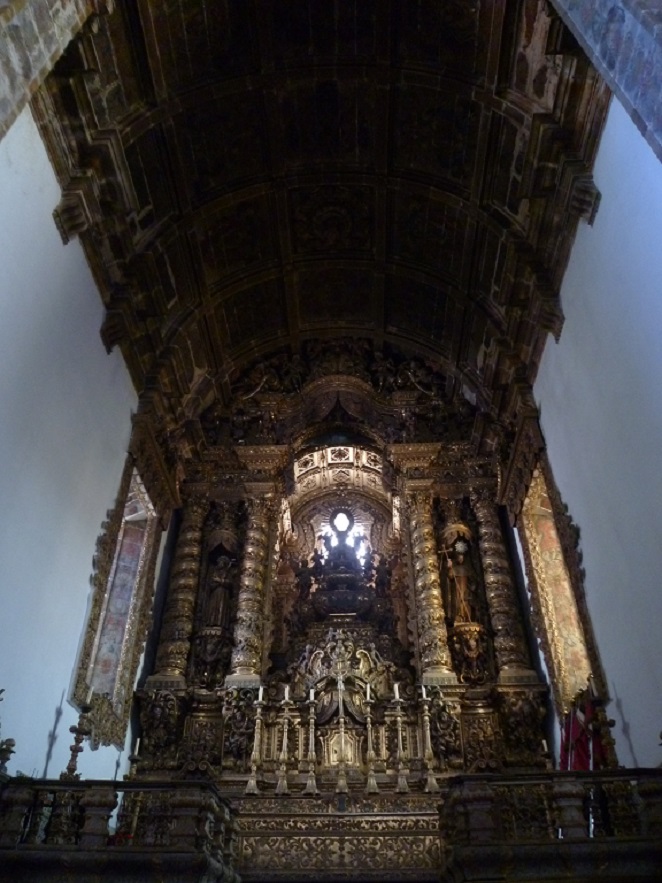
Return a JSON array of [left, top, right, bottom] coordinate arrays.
[[257, 682, 433, 703], [246, 678, 440, 795]]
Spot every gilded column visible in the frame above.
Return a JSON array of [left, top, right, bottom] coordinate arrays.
[[470, 488, 536, 682], [148, 495, 208, 691], [407, 489, 457, 685], [225, 498, 273, 688]]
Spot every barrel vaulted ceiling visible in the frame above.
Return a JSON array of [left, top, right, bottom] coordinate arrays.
[[34, 0, 609, 467]]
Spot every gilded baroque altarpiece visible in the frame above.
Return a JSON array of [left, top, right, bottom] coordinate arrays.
[[83, 349, 611, 878]]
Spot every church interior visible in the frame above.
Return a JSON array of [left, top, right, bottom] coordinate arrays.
[[0, 1, 661, 880]]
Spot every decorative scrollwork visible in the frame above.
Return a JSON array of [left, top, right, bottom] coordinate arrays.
[[138, 690, 181, 769], [448, 623, 490, 685], [496, 688, 547, 768], [429, 695, 463, 770], [221, 687, 259, 771]]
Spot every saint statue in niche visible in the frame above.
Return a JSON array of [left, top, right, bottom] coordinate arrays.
[[442, 524, 479, 626], [205, 555, 235, 628]]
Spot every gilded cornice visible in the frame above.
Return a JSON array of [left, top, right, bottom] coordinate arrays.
[[389, 444, 442, 472], [402, 477, 435, 499], [243, 480, 282, 501], [234, 445, 290, 475]]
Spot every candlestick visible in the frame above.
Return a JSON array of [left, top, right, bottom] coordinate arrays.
[[246, 702, 264, 794], [365, 700, 378, 794], [336, 711, 348, 794], [60, 709, 92, 781], [304, 699, 319, 795], [258, 685, 264, 702], [366, 683, 371, 701], [421, 684, 427, 700], [284, 685, 289, 702], [276, 705, 290, 795], [393, 682, 399, 700], [421, 697, 434, 764], [394, 699, 409, 793], [424, 761, 440, 794], [245, 763, 259, 795]]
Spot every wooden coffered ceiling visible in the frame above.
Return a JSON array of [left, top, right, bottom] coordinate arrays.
[[34, 0, 609, 459]]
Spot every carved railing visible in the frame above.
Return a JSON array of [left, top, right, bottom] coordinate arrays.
[[440, 769, 662, 882], [1, 770, 662, 881], [0, 779, 239, 882]]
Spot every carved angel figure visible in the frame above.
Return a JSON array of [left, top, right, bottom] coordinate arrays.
[[309, 649, 325, 679], [205, 555, 234, 627], [356, 648, 373, 677]]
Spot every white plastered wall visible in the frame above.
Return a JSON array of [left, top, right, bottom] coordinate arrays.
[[535, 98, 662, 769], [0, 107, 138, 779]]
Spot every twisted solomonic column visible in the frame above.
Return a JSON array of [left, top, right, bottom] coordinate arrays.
[[407, 491, 457, 685], [149, 495, 209, 691], [470, 488, 537, 683], [225, 497, 275, 688]]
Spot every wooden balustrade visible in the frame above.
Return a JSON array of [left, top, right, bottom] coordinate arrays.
[[439, 768, 662, 882], [0, 779, 239, 882], [0, 769, 661, 881]]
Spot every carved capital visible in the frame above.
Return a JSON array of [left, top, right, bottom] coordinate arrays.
[[182, 494, 211, 524], [244, 495, 277, 524], [390, 444, 442, 474]]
